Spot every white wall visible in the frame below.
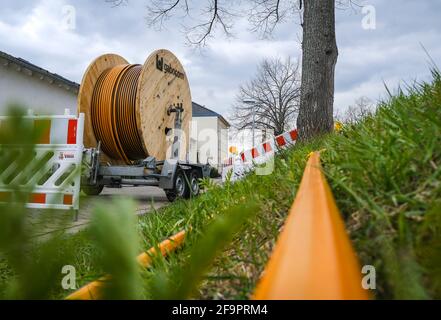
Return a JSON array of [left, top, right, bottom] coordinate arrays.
[[218, 118, 229, 169], [189, 116, 229, 171], [193, 116, 219, 167], [0, 65, 77, 116]]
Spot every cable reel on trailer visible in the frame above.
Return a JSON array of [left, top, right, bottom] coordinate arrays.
[[77, 49, 209, 201]]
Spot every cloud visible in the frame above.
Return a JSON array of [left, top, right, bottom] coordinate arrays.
[[0, 0, 124, 80], [334, 0, 441, 110]]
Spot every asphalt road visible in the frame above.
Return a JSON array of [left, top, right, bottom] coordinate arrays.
[[29, 186, 170, 238], [80, 185, 170, 216]]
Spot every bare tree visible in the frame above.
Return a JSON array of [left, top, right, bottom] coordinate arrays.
[[107, 0, 362, 140], [232, 57, 300, 136], [337, 96, 375, 125]]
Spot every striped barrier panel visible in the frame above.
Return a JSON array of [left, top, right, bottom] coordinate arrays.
[[253, 152, 369, 300], [239, 129, 298, 163], [0, 112, 84, 211], [66, 230, 186, 300], [222, 129, 298, 181]]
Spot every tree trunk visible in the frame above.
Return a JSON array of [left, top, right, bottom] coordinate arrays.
[[297, 0, 338, 141]]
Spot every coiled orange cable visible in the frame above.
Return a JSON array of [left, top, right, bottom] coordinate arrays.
[[91, 64, 146, 163]]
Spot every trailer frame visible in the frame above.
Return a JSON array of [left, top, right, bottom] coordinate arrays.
[[81, 103, 211, 201]]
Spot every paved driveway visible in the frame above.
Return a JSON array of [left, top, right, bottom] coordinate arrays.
[[29, 186, 170, 238], [80, 185, 169, 216]]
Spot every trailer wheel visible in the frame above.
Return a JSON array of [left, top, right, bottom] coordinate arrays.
[[189, 170, 201, 197], [165, 169, 190, 201], [165, 190, 177, 202], [82, 185, 104, 196]]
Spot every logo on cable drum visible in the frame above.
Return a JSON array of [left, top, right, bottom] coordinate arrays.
[[156, 55, 185, 80]]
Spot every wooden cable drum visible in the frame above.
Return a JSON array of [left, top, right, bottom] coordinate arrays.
[[78, 49, 192, 164], [91, 64, 144, 162]]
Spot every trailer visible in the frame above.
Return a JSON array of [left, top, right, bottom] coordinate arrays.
[[82, 148, 210, 201], [77, 49, 212, 201], [80, 103, 211, 201]]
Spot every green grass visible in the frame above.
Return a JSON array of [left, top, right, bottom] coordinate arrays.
[[1, 70, 440, 299], [321, 70, 441, 299]]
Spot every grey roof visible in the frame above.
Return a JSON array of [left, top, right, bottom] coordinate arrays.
[[0, 50, 80, 92], [192, 102, 230, 127]]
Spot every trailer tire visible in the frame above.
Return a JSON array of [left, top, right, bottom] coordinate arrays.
[[82, 185, 104, 196], [189, 169, 201, 197], [165, 169, 190, 201]]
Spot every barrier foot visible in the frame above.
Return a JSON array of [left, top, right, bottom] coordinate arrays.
[[72, 209, 79, 222]]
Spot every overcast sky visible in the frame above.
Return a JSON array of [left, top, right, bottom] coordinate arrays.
[[1, 0, 440, 119]]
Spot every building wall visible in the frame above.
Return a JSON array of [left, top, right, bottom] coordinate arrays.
[[193, 116, 219, 167], [0, 65, 77, 116], [218, 118, 229, 169], [189, 116, 229, 171]]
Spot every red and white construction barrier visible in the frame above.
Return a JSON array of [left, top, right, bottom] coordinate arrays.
[[0, 112, 84, 211], [222, 129, 298, 181]]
